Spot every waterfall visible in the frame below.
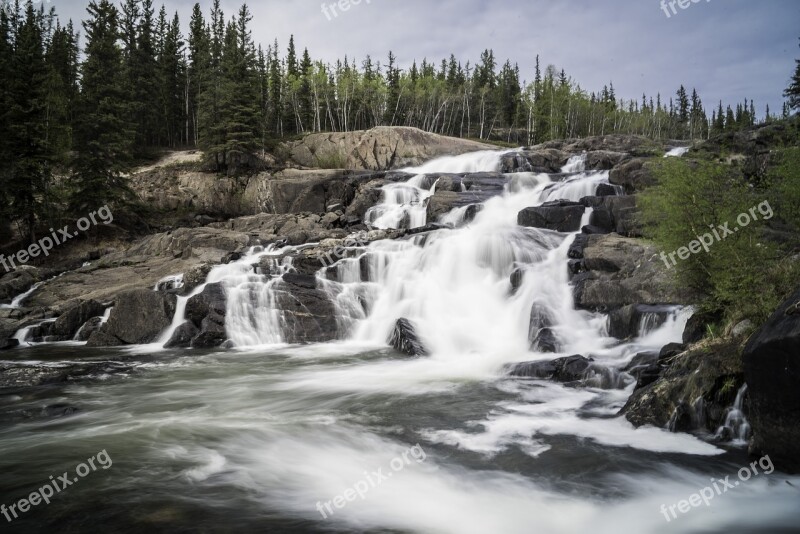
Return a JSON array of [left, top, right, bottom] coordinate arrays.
[[715, 384, 751, 444], [665, 147, 690, 157], [321, 151, 617, 361]]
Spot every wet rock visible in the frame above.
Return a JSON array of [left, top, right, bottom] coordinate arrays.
[[501, 149, 568, 173], [743, 287, 800, 473], [165, 321, 200, 349], [274, 274, 339, 344], [682, 309, 722, 344], [510, 269, 524, 294], [184, 283, 228, 348], [621, 338, 744, 432], [51, 300, 107, 340], [658, 343, 685, 363], [75, 317, 104, 342], [87, 290, 177, 346], [389, 318, 428, 357], [507, 355, 594, 383], [607, 304, 672, 340], [574, 234, 697, 311], [518, 201, 585, 233], [531, 327, 559, 353]]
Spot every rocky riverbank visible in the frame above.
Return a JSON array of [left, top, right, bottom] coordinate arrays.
[[1, 125, 798, 473]]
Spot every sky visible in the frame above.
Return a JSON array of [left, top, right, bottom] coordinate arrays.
[[47, 0, 800, 118]]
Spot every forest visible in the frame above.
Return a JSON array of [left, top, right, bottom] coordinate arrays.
[[0, 0, 794, 244]]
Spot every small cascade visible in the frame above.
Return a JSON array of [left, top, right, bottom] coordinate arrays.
[[665, 147, 690, 158], [155, 274, 184, 292], [715, 384, 751, 444], [365, 179, 433, 230], [1, 273, 63, 309], [562, 153, 587, 173]]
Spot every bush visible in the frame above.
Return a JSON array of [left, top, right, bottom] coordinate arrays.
[[639, 158, 799, 325]]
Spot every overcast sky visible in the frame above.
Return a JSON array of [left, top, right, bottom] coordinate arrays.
[[49, 0, 799, 117]]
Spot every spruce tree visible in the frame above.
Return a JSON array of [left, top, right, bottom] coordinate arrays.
[[784, 38, 800, 112], [70, 0, 133, 214], [7, 1, 49, 242]]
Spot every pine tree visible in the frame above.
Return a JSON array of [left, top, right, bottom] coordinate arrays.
[[784, 37, 800, 112], [6, 1, 49, 241], [70, 0, 133, 213], [187, 3, 208, 147]]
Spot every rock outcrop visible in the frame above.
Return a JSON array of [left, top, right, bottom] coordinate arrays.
[[283, 126, 495, 171], [743, 288, 800, 473], [389, 318, 428, 356], [570, 234, 697, 311], [87, 289, 177, 346]]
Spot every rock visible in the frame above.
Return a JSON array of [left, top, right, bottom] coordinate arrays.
[[622, 338, 744, 432], [683, 309, 722, 344], [183, 263, 214, 294], [501, 149, 568, 173], [595, 183, 619, 197], [0, 266, 49, 304], [518, 201, 585, 232], [388, 318, 428, 356], [658, 343, 685, 363], [273, 274, 339, 344], [507, 355, 594, 383], [585, 151, 627, 170], [582, 195, 641, 237], [568, 234, 591, 259], [510, 269, 524, 294], [573, 234, 697, 311], [283, 127, 495, 171], [87, 290, 177, 346], [50, 300, 107, 340], [607, 304, 673, 340], [730, 319, 754, 338], [183, 283, 228, 349], [743, 288, 800, 473], [75, 317, 104, 342], [609, 158, 657, 194], [165, 322, 200, 349], [531, 327, 559, 353], [1, 338, 20, 350]]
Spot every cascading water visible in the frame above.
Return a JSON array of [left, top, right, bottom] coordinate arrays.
[[6, 149, 800, 534], [715, 384, 751, 444]]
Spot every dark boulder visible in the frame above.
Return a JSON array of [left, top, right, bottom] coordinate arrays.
[[389, 318, 428, 356], [683, 309, 723, 344], [274, 274, 339, 344], [658, 343, 685, 363], [510, 269, 524, 294], [595, 183, 619, 197], [75, 317, 104, 342], [743, 288, 800, 473], [531, 327, 559, 353], [165, 321, 200, 349], [518, 201, 585, 233], [507, 355, 594, 383], [185, 283, 228, 348], [607, 304, 672, 340], [609, 158, 657, 194], [51, 300, 107, 340], [87, 289, 177, 346]]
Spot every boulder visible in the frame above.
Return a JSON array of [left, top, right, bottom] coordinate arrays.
[[607, 304, 673, 340], [585, 150, 627, 170], [573, 234, 697, 311], [501, 149, 568, 173], [184, 282, 228, 348], [87, 290, 177, 346], [507, 355, 594, 383], [743, 288, 800, 473], [51, 300, 107, 340], [273, 274, 339, 344], [518, 201, 585, 233], [75, 317, 104, 342], [388, 318, 428, 356], [609, 158, 657, 194], [622, 338, 743, 433]]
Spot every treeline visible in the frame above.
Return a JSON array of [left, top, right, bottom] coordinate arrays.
[[0, 0, 796, 247]]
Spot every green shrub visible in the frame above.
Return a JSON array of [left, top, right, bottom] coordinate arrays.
[[639, 158, 799, 325]]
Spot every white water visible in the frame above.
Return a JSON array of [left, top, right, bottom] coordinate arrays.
[[7, 149, 798, 534], [665, 146, 690, 157]]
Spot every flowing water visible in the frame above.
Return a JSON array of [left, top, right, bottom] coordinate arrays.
[[2, 151, 799, 534]]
